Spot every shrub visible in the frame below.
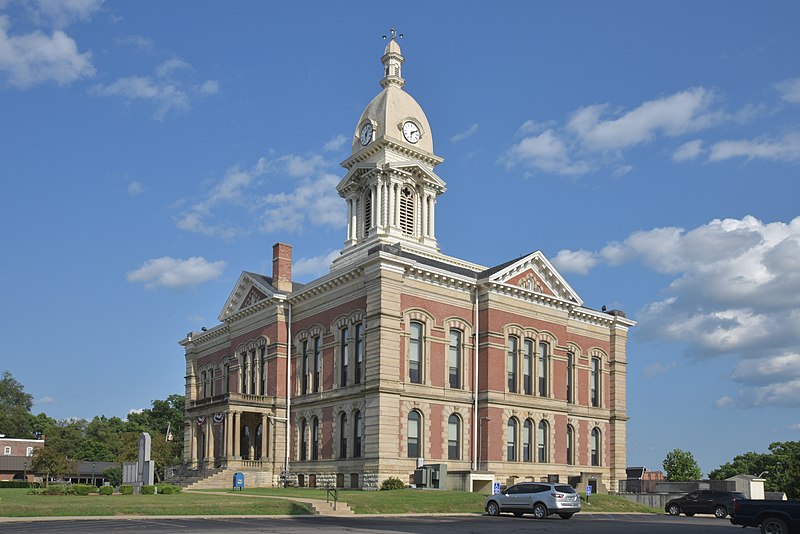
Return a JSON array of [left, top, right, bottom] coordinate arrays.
[[155, 483, 182, 494], [120, 485, 134, 495], [43, 484, 74, 495], [103, 465, 123, 487], [380, 477, 405, 490], [141, 485, 155, 495], [0, 480, 32, 489], [72, 484, 95, 496], [99, 485, 113, 495]]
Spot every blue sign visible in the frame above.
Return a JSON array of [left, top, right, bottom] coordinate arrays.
[[492, 482, 501, 495], [586, 485, 593, 496]]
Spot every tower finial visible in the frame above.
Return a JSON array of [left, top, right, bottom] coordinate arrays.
[[382, 27, 404, 42]]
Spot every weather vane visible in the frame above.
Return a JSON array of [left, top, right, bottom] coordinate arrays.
[[382, 27, 404, 41]]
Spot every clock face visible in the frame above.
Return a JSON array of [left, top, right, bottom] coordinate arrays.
[[360, 123, 373, 146], [402, 121, 420, 144]]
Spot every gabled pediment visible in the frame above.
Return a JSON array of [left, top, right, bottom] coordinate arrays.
[[484, 251, 583, 306], [218, 271, 277, 322]]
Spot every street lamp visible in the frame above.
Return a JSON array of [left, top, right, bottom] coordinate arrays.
[[478, 417, 490, 470], [91, 462, 95, 486]]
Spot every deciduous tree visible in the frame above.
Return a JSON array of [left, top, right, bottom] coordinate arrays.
[[663, 448, 703, 481]]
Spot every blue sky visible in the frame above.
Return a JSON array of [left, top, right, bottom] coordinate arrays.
[[2, 1, 799, 476]]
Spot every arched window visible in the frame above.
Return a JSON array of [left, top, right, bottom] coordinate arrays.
[[507, 336, 518, 393], [363, 190, 372, 237], [355, 323, 364, 384], [522, 419, 533, 462], [566, 424, 575, 465], [223, 360, 231, 394], [408, 411, 421, 458], [311, 417, 319, 460], [400, 186, 415, 236], [538, 342, 549, 397], [409, 322, 423, 384], [566, 352, 574, 404], [313, 336, 321, 392], [339, 413, 348, 458], [448, 414, 460, 460], [591, 427, 601, 466], [449, 329, 462, 389], [507, 418, 518, 461], [260, 347, 266, 395], [591, 357, 600, 407], [353, 411, 362, 458], [523, 340, 533, 395], [209, 368, 215, 396], [537, 420, 549, 462], [299, 418, 307, 461], [201, 371, 207, 398], [340, 327, 349, 387], [301, 340, 309, 395], [3, 446, 10, 456]]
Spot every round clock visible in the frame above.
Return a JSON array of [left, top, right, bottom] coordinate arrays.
[[360, 123, 373, 146], [402, 121, 420, 144]]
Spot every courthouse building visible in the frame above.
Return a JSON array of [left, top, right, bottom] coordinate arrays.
[[180, 35, 634, 491]]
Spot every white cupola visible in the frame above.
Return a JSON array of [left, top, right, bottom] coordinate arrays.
[[334, 30, 447, 269]]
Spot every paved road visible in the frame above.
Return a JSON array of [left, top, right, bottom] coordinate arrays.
[[0, 513, 747, 533]]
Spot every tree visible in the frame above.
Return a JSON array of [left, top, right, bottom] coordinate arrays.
[[30, 446, 73, 486], [709, 441, 800, 499], [709, 451, 772, 481], [0, 370, 34, 437], [663, 448, 703, 481]]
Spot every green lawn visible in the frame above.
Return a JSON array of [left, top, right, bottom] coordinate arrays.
[[0, 488, 312, 517], [221, 487, 662, 514]]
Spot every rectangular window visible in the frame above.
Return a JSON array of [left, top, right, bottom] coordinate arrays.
[[591, 358, 599, 407], [224, 362, 230, 394], [250, 350, 257, 395], [538, 342, 548, 397], [201, 371, 207, 398], [449, 329, 461, 389], [340, 327, 349, 387], [523, 340, 533, 395], [409, 322, 422, 384], [301, 340, 309, 395], [507, 336, 518, 393], [260, 348, 266, 395], [355, 323, 364, 384], [313, 337, 321, 392], [209, 368, 214, 397]]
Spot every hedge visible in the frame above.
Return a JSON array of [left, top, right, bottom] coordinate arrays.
[[72, 484, 95, 496], [120, 485, 134, 495], [155, 483, 182, 494], [141, 485, 155, 495], [99, 485, 113, 495], [0, 480, 32, 489]]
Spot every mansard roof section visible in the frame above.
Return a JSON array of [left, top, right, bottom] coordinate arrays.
[[217, 271, 304, 321], [481, 250, 584, 306]]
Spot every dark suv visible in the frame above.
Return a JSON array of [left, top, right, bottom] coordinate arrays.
[[665, 490, 746, 519]]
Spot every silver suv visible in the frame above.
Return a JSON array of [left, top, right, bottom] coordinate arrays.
[[484, 482, 582, 519]]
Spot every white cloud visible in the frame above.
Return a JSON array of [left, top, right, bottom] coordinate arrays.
[[127, 256, 226, 288], [713, 396, 735, 409], [127, 180, 143, 195], [35, 395, 55, 404], [323, 134, 347, 152], [177, 151, 344, 239], [502, 129, 592, 176], [0, 14, 95, 87], [25, 0, 103, 28], [91, 57, 218, 120], [116, 34, 154, 53], [788, 423, 800, 431], [673, 139, 704, 162], [567, 87, 717, 150], [551, 249, 599, 275], [708, 132, 800, 163], [564, 215, 800, 407], [451, 123, 478, 144], [775, 77, 800, 104], [293, 249, 340, 280]]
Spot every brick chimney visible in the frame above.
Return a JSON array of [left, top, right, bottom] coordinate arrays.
[[272, 242, 293, 292]]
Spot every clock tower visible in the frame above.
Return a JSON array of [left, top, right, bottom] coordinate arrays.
[[333, 32, 446, 270]]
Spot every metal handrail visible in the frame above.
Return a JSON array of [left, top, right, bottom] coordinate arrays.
[[326, 483, 338, 510]]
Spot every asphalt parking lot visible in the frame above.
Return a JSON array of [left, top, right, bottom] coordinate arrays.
[[0, 513, 748, 533]]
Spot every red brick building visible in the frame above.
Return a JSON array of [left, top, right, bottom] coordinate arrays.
[[180, 35, 634, 492]]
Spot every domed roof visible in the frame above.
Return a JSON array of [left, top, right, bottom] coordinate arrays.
[[352, 85, 434, 154], [351, 37, 434, 154]]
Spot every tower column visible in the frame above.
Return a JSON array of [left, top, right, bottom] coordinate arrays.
[[376, 179, 383, 231], [429, 195, 435, 237], [226, 411, 233, 459], [370, 185, 377, 231], [421, 192, 428, 238], [189, 420, 197, 465], [387, 181, 394, 227], [261, 414, 269, 459], [233, 411, 241, 459]]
